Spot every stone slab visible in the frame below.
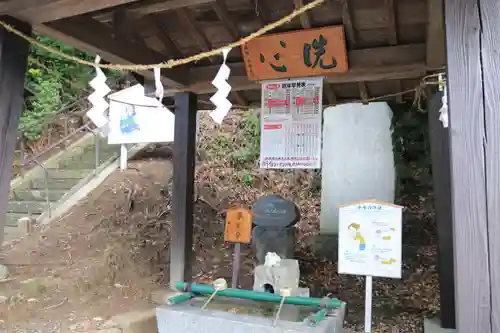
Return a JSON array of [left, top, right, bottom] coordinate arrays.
[[253, 259, 300, 293]]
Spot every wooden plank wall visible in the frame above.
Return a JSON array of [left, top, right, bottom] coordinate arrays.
[[444, 0, 500, 331]]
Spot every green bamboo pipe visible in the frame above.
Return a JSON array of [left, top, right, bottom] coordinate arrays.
[[175, 282, 343, 309], [307, 308, 328, 327], [167, 292, 194, 305]]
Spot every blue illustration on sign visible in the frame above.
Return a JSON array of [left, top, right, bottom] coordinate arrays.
[[120, 109, 140, 134]]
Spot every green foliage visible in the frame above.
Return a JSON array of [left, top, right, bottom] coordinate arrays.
[[230, 111, 261, 168], [20, 35, 123, 141], [390, 103, 432, 201], [20, 68, 63, 141]]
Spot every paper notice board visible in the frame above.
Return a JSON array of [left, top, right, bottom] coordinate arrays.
[[260, 77, 323, 169], [338, 201, 403, 279]]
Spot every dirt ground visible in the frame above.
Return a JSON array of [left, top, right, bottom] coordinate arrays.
[[1, 159, 172, 332], [0, 111, 440, 333]]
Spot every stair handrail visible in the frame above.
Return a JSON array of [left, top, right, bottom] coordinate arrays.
[[14, 121, 102, 219]]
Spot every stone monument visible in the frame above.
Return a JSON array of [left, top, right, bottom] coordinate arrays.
[[251, 195, 300, 265]]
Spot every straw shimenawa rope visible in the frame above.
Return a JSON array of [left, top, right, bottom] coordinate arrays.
[[0, 0, 327, 71]]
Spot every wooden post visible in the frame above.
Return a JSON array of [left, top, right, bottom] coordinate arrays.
[[427, 90, 455, 329], [444, 0, 499, 332], [0, 16, 31, 245], [170, 92, 197, 287]]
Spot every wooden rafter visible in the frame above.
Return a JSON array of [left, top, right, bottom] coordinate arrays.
[[211, 0, 248, 106], [295, 0, 337, 105], [94, 0, 216, 22], [112, 9, 146, 46], [253, 0, 271, 26], [357, 82, 369, 103], [338, 0, 356, 49], [176, 7, 214, 64], [36, 17, 188, 87], [323, 85, 338, 105], [0, 0, 141, 24], [426, 0, 446, 69], [386, 0, 398, 45], [294, 0, 312, 29], [142, 15, 184, 59], [384, 0, 403, 103], [212, 0, 240, 40]]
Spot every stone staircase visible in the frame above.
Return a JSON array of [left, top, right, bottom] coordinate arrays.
[[3, 133, 122, 241]]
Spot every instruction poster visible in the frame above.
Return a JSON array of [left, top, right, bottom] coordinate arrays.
[[338, 201, 403, 279], [259, 77, 323, 169]]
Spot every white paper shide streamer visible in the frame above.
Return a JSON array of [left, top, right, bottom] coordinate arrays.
[[438, 74, 448, 128], [154, 67, 164, 102], [86, 55, 111, 136], [210, 48, 232, 124]]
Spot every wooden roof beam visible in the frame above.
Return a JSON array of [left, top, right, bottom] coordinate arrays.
[[426, 0, 446, 69], [94, 0, 216, 22], [0, 0, 141, 24], [35, 17, 188, 88], [179, 43, 428, 96], [166, 62, 427, 96]]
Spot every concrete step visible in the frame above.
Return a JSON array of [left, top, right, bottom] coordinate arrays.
[[4, 212, 41, 227], [46, 169, 95, 179], [28, 176, 82, 190], [10, 189, 67, 202], [3, 225, 22, 243], [57, 148, 119, 169], [8, 201, 49, 214]]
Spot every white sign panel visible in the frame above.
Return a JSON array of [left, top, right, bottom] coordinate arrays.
[[108, 101, 175, 144], [107, 85, 175, 145], [338, 201, 403, 278], [260, 77, 323, 169]]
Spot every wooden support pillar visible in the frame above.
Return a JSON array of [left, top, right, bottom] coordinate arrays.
[[0, 16, 31, 245], [444, 0, 500, 332], [170, 92, 197, 287], [427, 90, 455, 329]]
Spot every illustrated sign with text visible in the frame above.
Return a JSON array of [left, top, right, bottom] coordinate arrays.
[[242, 26, 348, 81], [260, 77, 323, 169], [338, 200, 403, 279]]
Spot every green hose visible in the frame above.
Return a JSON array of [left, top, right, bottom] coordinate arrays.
[[175, 282, 343, 309]]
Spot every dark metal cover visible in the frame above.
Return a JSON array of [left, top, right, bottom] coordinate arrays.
[[251, 195, 300, 228]]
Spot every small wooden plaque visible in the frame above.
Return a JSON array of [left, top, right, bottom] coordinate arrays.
[[224, 207, 252, 244]]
